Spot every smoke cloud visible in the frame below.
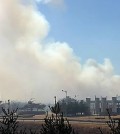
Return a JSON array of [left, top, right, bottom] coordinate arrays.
[[0, 0, 120, 102], [36, 0, 65, 7]]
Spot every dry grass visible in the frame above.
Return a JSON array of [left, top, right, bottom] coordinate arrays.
[[34, 114, 120, 121], [20, 114, 112, 134], [18, 121, 110, 134], [34, 114, 109, 122], [21, 114, 118, 133]]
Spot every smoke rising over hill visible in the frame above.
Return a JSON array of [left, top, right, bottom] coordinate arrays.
[[0, 0, 120, 102]]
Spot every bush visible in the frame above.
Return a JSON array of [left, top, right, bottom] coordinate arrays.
[[0, 99, 77, 134], [40, 96, 77, 134], [99, 108, 120, 134], [0, 107, 18, 134]]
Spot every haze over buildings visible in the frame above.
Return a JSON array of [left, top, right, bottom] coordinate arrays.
[[0, 0, 120, 103]]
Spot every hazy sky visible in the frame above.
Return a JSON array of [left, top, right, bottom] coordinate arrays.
[[0, 0, 120, 102], [37, 0, 120, 73]]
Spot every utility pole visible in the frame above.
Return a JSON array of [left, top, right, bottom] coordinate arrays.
[[62, 90, 67, 98]]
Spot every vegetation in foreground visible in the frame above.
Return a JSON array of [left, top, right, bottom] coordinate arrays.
[[0, 99, 120, 134], [98, 108, 120, 134], [0, 99, 77, 134]]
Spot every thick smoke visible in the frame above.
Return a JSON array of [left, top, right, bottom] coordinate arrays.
[[0, 0, 120, 102]]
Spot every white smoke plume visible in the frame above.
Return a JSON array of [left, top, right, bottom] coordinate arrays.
[[36, 0, 65, 7], [0, 0, 120, 103]]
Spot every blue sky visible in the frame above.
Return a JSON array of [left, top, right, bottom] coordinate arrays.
[[37, 0, 120, 73]]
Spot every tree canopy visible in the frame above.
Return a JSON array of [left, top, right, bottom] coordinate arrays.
[[58, 96, 90, 116]]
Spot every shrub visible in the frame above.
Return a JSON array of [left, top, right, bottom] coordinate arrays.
[[40, 96, 77, 134], [0, 107, 19, 134], [0, 98, 77, 134], [99, 108, 120, 134]]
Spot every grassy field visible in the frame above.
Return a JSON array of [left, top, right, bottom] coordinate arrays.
[[18, 115, 114, 134], [18, 120, 110, 134], [34, 114, 120, 120]]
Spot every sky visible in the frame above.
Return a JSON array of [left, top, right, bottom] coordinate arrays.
[[37, 0, 120, 73], [0, 0, 120, 103]]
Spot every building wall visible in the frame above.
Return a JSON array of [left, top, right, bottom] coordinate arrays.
[[85, 96, 119, 115], [86, 98, 91, 114], [95, 97, 100, 115], [112, 97, 117, 113], [101, 97, 107, 114]]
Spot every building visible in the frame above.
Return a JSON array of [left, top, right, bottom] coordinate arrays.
[[86, 96, 120, 115]]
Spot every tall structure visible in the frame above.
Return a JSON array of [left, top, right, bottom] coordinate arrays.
[[112, 97, 117, 113], [95, 97, 100, 115], [85, 96, 120, 115], [86, 98, 91, 107], [86, 98, 91, 114], [101, 97, 107, 114]]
